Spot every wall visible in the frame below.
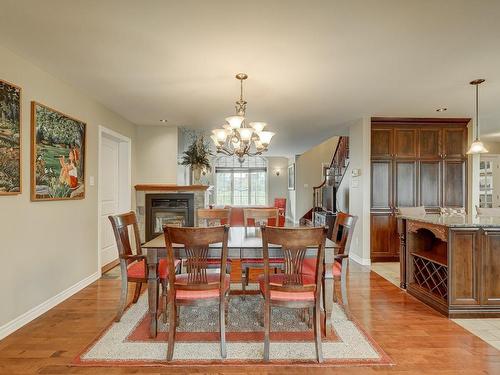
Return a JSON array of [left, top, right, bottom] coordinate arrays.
[[266, 156, 289, 206], [347, 117, 371, 265], [135, 125, 178, 184], [293, 136, 339, 221], [0, 45, 137, 336]]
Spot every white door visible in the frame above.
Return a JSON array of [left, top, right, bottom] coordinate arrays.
[[100, 134, 121, 268]]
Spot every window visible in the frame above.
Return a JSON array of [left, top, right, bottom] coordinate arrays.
[[215, 156, 267, 206]]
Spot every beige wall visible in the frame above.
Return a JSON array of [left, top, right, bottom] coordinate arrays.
[[484, 141, 500, 154], [135, 125, 178, 184], [266, 157, 288, 206], [293, 136, 339, 221], [0, 45, 137, 332], [347, 118, 371, 265]]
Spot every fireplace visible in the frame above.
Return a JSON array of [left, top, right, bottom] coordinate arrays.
[[145, 193, 195, 241]]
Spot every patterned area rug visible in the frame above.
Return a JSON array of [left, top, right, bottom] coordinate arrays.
[[73, 291, 392, 367]]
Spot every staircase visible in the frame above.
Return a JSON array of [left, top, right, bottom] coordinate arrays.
[[301, 136, 350, 226]]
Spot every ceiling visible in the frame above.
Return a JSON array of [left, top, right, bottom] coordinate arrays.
[[1, 0, 499, 156]]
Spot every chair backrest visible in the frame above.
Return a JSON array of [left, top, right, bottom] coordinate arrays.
[[331, 212, 358, 257], [261, 226, 327, 299], [274, 198, 286, 210], [163, 225, 229, 291], [108, 211, 142, 262], [243, 208, 279, 227], [476, 206, 500, 217], [197, 208, 231, 227]]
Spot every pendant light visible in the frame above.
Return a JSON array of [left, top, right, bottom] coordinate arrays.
[[467, 79, 489, 154]]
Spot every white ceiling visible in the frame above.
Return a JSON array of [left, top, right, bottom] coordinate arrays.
[[1, 0, 499, 156]]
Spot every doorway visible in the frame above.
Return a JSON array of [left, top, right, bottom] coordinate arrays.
[[98, 126, 131, 274]]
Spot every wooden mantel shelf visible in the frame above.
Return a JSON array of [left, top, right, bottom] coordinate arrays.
[[134, 184, 210, 191]]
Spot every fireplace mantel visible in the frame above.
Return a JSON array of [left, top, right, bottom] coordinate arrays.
[[135, 184, 210, 192]]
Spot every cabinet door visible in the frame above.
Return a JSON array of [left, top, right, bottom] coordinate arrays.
[[370, 214, 399, 259], [480, 229, 500, 306], [443, 128, 466, 159], [449, 229, 480, 306], [419, 128, 441, 159], [443, 160, 466, 208], [419, 161, 441, 209], [394, 128, 417, 158], [395, 161, 417, 207], [371, 128, 393, 158], [371, 160, 392, 209]]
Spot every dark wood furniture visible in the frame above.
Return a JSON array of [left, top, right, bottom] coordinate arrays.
[[163, 225, 230, 360], [303, 212, 358, 319], [370, 117, 469, 261], [108, 211, 179, 322], [260, 225, 327, 362], [398, 215, 500, 317], [241, 208, 283, 295], [143, 227, 339, 340]]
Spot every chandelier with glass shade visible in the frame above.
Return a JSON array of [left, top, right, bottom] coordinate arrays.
[[211, 73, 274, 162]]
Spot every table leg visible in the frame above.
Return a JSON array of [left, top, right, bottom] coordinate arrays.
[[322, 255, 335, 339], [147, 249, 159, 338]]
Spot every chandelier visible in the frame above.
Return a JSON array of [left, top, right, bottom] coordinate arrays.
[[211, 73, 274, 162]]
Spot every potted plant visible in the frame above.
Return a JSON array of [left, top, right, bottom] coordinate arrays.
[[179, 135, 212, 184]]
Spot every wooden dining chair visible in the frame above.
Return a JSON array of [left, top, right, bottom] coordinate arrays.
[[108, 211, 180, 322], [260, 225, 327, 362], [197, 208, 232, 273], [241, 208, 283, 294], [303, 211, 358, 320], [163, 225, 230, 361]]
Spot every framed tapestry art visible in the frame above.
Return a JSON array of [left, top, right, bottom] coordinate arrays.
[[31, 102, 86, 201], [0, 79, 22, 195]]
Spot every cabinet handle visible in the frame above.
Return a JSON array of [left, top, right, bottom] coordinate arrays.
[[443, 153, 447, 158]]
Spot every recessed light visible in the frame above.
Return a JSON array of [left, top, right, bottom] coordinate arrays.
[[436, 108, 447, 112], [160, 119, 168, 123]]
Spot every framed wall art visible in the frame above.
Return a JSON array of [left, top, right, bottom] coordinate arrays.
[[288, 163, 295, 190], [31, 101, 86, 201], [0, 79, 22, 195]]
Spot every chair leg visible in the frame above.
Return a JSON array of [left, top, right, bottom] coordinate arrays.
[[313, 303, 323, 363], [341, 264, 351, 320], [115, 277, 128, 322], [167, 300, 177, 361], [161, 280, 168, 324], [176, 306, 180, 327], [219, 299, 227, 359], [132, 282, 142, 303], [242, 267, 249, 298], [264, 300, 271, 361]]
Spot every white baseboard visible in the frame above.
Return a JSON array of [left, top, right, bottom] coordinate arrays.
[[0, 271, 100, 340], [349, 252, 371, 266]]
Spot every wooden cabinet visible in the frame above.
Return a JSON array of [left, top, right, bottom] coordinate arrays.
[[480, 229, 500, 306], [370, 118, 469, 262], [370, 214, 399, 260]]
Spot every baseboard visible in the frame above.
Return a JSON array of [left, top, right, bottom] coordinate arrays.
[[0, 271, 100, 340], [349, 252, 371, 266]]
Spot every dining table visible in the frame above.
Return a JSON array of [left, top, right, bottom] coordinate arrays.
[[142, 226, 338, 339]]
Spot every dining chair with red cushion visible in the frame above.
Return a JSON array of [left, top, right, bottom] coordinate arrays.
[[260, 225, 327, 362], [108, 211, 180, 322], [163, 225, 230, 361], [302, 212, 358, 320], [241, 208, 284, 295], [274, 197, 287, 226]]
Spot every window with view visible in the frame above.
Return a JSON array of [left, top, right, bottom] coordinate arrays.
[[215, 156, 267, 206]]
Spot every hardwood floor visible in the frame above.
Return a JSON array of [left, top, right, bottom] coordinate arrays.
[[1, 261, 499, 374]]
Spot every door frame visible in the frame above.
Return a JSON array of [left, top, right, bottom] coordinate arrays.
[[97, 126, 132, 276]]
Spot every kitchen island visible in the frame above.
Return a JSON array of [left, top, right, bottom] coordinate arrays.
[[398, 214, 500, 318]]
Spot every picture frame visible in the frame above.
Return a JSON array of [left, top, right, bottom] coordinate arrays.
[[31, 101, 86, 201], [0, 79, 22, 195], [288, 163, 295, 190]]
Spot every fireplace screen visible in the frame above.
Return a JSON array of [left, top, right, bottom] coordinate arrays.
[[153, 210, 186, 232]]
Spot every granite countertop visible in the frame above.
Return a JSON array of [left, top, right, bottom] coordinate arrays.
[[397, 214, 500, 228]]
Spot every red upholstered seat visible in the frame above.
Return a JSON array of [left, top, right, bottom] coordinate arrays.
[[258, 273, 316, 301], [175, 272, 230, 300], [126, 259, 180, 280], [302, 258, 342, 278]]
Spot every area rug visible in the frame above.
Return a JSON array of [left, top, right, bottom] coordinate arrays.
[[73, 290, 392, 367]]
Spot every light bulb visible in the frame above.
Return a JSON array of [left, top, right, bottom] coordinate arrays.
[[225, 116, 244, 129], [249, 122, 267, 133], [237, 127, 254, 143], [212, 128, 227, 143]]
